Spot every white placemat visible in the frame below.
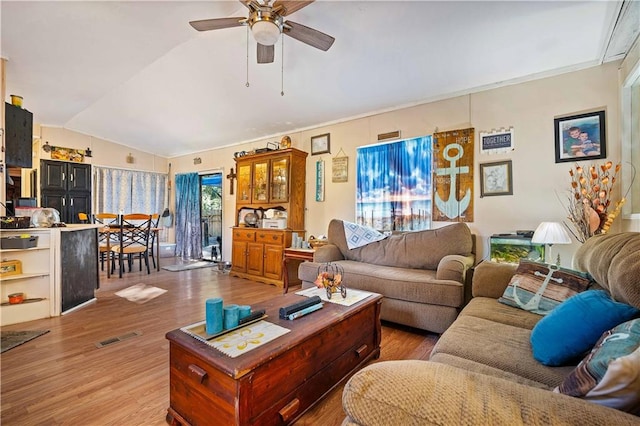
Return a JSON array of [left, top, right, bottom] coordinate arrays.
[[296, 287, 375, 306], [207, 320, 290, 358]]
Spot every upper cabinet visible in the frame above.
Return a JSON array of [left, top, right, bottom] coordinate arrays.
[[234, 148, 307, 230], [4, 103, 33, 168]]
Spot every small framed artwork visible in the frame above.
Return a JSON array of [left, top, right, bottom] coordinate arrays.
[[311, 133, 330, 155], [480, 160, 513, 197], [554, 110, 606, 163]]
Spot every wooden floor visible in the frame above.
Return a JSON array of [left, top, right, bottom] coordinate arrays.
[[1, 259, 438, 425]]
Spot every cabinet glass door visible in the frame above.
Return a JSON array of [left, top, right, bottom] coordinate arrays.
[[237, 163, 252, 204], [252, 160, 269, 203], [270, 158, 289, 202]]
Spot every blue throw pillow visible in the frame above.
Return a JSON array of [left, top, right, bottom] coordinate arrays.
[[530, 290, 640, 366]]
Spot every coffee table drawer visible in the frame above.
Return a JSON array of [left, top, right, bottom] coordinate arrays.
[[248, 305, 377, 419], [251, 338, 378, 425], [169, 344, 238, 425]]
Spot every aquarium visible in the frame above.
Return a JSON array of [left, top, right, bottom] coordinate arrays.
[[490, 235, 545, 264]]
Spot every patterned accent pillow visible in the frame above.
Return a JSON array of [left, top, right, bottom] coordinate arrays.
[[555, 319, 640, 415], [343, 221, 387, 250], [498, 260, 591, 315]]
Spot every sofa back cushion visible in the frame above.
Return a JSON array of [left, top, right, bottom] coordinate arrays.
[[327, 220, 473, 269], [573, 232, 640, 309]]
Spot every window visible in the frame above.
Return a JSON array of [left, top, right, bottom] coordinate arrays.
[[356, 136, 432, 231]]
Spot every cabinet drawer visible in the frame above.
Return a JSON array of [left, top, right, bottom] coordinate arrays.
[[234, 229, 256, 242], [256, 231, 283, 245]]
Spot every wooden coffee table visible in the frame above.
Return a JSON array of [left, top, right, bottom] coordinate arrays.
[[165, 291, 382, 426]]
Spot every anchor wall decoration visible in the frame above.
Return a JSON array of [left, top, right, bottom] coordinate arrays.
[[432, 128, 475, 222]]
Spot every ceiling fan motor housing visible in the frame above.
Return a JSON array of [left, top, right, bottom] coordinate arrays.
[[249, 10, 283, 45]]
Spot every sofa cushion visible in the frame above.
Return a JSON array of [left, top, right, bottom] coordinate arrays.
[[530, 290, 640, 366], [556, 319, 640, 414], [431, 315, 574, 388], [573, 232, 640, 309], [327, 219, 473, 269], [460, 297, 542, 330], [299, 260, 463, 307], [498, 260, 591, 315]]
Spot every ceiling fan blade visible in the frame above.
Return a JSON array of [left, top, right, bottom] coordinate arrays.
[[273, 1, 315, 16], [257, 44, 275, 64], [284, 20, 334, 51], [189, 17, 245, 32]]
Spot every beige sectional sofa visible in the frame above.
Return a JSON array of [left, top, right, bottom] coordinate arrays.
[[342, 232, 640, 425], [298, 219, 475, 334]]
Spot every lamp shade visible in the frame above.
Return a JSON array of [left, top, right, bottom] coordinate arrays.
[[531, 222, 571, 245], [251, 20, 280, 46]]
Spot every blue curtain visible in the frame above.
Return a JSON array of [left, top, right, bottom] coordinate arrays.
[[175, 172, 202, 260], [356, 136, 432, 231]]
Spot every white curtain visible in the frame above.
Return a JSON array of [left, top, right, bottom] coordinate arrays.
[[94, 167, 167, 215]]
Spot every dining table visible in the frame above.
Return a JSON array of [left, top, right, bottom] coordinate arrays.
[[100, 226, 161, 278]]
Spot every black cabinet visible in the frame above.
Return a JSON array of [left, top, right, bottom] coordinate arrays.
[[40, 160, 92, 224], [41, 160, 91, 192], [5, 102, 33, 168]]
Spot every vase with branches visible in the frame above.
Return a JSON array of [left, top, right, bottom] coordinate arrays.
[[564, 161, 625, 243]]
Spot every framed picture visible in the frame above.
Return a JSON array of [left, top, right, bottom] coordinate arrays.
[[480, 160, 513, 197], [311, 133, 330, 155], [332, 155, 348, 183], [554, 110, 606, 163]]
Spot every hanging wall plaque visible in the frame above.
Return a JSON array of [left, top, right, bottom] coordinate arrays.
[[316, 160, 325, 202], [432, 128, 474, 222], [332, 148, 348, 183]]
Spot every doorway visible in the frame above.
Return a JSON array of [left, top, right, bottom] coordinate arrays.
[[200, 172, 223, 261]]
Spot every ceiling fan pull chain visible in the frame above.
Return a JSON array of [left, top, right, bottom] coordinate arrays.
[[281, 35, 285, 96], [246, 26, 250, 88]]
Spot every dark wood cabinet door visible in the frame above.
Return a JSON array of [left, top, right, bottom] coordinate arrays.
[[68, 163, 91, 192], [4, 103, 33, 168], [68, 193, 91, 223], [41, 160, 67, 191], [40, 192, 66, 219]]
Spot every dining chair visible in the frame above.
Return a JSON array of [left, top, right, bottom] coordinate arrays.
[[78, 212, 89, 223], [93, 213, 120, 271], [110, 213, 152, 278], [148, 213, 160, 269]]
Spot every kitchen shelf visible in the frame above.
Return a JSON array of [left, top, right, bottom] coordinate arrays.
[[1, 272, 51, 282]]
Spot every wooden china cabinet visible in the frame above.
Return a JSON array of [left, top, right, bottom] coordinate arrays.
[[231, 148, 307, 287]]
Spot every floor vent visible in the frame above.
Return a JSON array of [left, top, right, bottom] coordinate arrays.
[[95, 330, 142, 348]]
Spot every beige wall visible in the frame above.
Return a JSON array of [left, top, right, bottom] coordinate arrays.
[[36, 127, 167, 172], [171, 62, 623, 267]]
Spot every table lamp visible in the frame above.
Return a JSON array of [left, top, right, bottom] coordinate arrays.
[[531, 222, 571, 265]]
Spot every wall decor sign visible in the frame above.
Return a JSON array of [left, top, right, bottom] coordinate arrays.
[[432, 128, 474, 222], [50, 146, 85, 162], [315, 160, 325, 201], [332, 148, 349, 183], [479, 127, 514, 154], [554, 110, 606, 163], [480, 160, 513, 197], [311, 133, 330, 155]]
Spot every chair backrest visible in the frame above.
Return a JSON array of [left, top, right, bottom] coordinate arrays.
[[119, 214, 153, 251], [78, 212, 89, 223], [93, 213, 119, 226]]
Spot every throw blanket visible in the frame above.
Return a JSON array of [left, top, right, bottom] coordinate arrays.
[[343, 221, 387, 250]]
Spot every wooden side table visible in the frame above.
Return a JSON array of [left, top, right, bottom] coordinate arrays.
[[282, 248, 315, 294]]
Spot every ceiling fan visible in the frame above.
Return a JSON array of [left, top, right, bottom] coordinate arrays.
[[189, 0, 335, 64]]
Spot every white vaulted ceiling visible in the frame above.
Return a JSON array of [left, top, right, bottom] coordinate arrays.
[[1, 1, 637, 157]]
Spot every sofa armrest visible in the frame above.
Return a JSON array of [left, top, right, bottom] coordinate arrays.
[[342, 361, 639, 426], [313, 244, 344, 263], [436, 254, 474, 283], [472, 261, 517, 299]]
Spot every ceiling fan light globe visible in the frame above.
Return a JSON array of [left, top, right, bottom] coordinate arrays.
[[251, 20, 280, 45]]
